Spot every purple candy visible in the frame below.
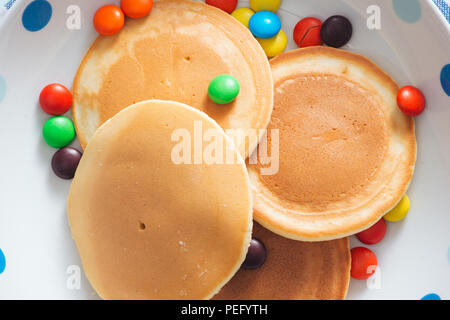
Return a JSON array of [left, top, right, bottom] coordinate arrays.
[[242, 238, 266, 270], [321, 15, 353, 48], [51, 147, 82, 179]]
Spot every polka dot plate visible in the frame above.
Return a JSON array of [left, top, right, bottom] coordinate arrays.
[[0, 0, 449, 300]]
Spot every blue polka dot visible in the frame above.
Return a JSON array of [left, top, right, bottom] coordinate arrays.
[[0, 248, 5, 274], [0, 75, 6, 103], [393, 0, 422, 23], [448, 246, 450, 263], [440, 64, 450, 97], [22, 0, 52, 32], [421, 293, 441, 300]]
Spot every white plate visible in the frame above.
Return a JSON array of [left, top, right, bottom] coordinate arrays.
[[0, 0, 449, 300]]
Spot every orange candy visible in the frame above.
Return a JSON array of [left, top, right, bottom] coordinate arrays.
[[121, 0, 153, 19], [93, 5, 125, 36]]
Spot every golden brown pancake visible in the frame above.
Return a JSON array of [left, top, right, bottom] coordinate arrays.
[[72, 0, 273, 158], [248, 47, 416, 241], [214, 223, 351, 300], [68, 100, 253, 300]]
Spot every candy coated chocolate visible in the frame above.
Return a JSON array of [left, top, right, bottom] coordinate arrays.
[[397, 86, 426, 116], [242, 238, 266, 269], [51, 147, 82, 179], [257, 29, 287, 57], [231, 8, 255, 28], [208, 74, 240, 104], [350, 247, 377, 280], [39, 83, 72, 116], [43, 116, 76, 148], [93, 5, 125, 36], [356, 219, 387, 245], [249, 0, 281, 13], [320, 15, 352, 48], [384, 195, 410, 222], [205, 0, 237, 14], [249, 11, 281, 39], [293, 17, 322, 48]]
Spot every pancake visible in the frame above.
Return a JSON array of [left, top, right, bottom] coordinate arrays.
[[67, 100, 253, 300], [248, 47, 416, 241], [214, 223, 351, 300], [72, 0, 273, 158]]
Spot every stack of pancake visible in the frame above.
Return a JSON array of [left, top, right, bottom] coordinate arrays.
[[68, 0, 416, 300]]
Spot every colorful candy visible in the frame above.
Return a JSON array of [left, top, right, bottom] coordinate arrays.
[[205, 0, 237, 14], [249, 0, 281, 13], [120, 0, 153, 19], [384, 195, 410, 222], [43, 116, 76, 148], [93, 5, 125, 36], [257, 29, 287, 57], [350, 247, 378, 280], [231, 8, 255, 29], [397, 86, 426, 116], [421, 293, 441, 300], [249, 11, 281, 39], [293, 17, 322, 48], [321, 15, 353, 48], [51, 147, 82, 180], [242, 238, 266, 269], [39, 84, 72, 116], [0, 248, 5, 274], [356, 219, 387, 245], [208, 74, 240, 104]]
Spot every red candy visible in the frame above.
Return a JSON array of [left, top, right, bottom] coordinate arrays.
[[356, 219, 387, 245], [205, 0, 237, 14], [397, 85, 426, 116], [39, 84, 72, 116], [294, 17, 322, 48], [351, 247, 378, 280]]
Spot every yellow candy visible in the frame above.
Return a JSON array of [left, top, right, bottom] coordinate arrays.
[[257, 29, 287, 58], [250, 0, 282, 12], [384, 194, 410, 222], [231, 8, 255, 29]]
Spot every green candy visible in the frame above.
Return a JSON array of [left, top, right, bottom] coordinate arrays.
[[208, 74, 240, 104], [43, 116, 76, 148]]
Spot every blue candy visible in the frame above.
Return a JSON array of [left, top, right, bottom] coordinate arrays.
[[421, 293, 441, 300], [249, 11, 281, 39]]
